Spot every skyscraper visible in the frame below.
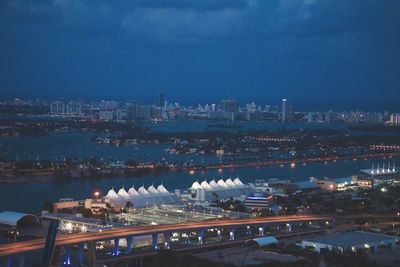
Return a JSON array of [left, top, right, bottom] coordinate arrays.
[[155, 93, 164, 108], [281, 98, 292, 122], [221, 99, 239, 112]]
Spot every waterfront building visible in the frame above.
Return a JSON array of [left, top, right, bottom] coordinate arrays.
[[184, 178, 253, 204], [311, 176, 356, 191], [221, 99, 239, 112], [358, 162, 399, 187], [281, 98, 292, 122], [65, 101, 83, 115], [104, 184, 180, 208], [390, 113, 400, 126], [127, 104, 153, 120], [50, 101, 65, 114]]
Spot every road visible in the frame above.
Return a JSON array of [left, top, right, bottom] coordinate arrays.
[[0, 215, 331, 257]]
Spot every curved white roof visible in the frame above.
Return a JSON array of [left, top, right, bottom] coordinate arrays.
[[226, 178, 236, 187], [209, 180, 220, 188], [157, 184, 169, 194], [128, 186, 139, 196], [200, 180, 212, 189], [217, 179, 228, 188], [138, 186, 149, 195], [246, 236, 278, 247], [190, 181, 202, 190], [0, 211, 39, 227], [147, 185, 159, 194], [106, 188, 118, 199], [117, 187, 130, 198], [234, 177, 244, 186]]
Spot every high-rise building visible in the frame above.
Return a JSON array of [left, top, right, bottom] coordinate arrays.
[[128, 104, 153, 120], [66, 101, 83, 115], [281, 98, 292, 122], [221, 99, 238, 112], [246, 102, 257, 113], [390, 114, 400, 126], [50, 101, 65, 114], [155, 93, 164, 108]]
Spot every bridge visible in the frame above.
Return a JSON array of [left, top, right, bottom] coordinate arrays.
[[1, 215, 332, 266]]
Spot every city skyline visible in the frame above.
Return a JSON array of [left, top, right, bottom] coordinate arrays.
[[1, 0, 400, 111]]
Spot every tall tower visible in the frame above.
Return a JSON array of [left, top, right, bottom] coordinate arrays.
[[155, 93, 164, 108], [282, 98, 291, 122]]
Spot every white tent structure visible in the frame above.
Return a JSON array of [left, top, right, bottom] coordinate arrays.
[[189, 181, 202, 190], [147, 185, 159, 194], [128, 186, 140, 196], [105, 188, 118, 199], [138, 185, 149, 195], [117, 187, 130, 199], [200, 180, 212, 190], [189, 177, 253, 201], [157, 184, 169, 194], [104, 184, 180, 208]]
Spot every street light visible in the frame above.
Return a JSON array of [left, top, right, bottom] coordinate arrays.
[[94, 191, 100, 200], [9, 228, 21, 242]]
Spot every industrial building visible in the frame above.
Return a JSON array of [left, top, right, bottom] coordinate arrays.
[[358, 162, 399, 187], [301, 231, 399, 253]]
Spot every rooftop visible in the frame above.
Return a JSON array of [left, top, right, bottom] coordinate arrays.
[[303, 231, 398, 247]]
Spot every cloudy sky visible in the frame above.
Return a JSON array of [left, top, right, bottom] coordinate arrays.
[[0, 0, 399, 110]]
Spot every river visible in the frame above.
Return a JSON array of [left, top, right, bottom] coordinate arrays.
[[0, 120, 394, 213]]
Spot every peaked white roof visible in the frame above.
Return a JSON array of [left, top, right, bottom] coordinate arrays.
[[225, 178, 236, 187], [106, 188, 118, 199], [201, 180, 212, 189], [234, 177, 244, 186], [138, 186, 149, 195], [190, 181, 202, 190], [117, 187, 130, 198], [157, 184, 169, 194], [217, 179, 228, 188], [147, 185, 159, 194], [128, 186, 139, 196], [209, 179, 220, 188]]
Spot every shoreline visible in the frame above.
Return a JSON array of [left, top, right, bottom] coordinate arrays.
[[1, 152, 399, 185]]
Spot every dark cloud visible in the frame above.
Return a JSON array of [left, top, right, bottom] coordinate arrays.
[[0, 0, 400, 110]]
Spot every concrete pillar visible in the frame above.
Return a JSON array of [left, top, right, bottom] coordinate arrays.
[[51, 245, 62, 267], [126, 236, 133, 254], [259, 225, 266, 236], [164, 232, 171, 249], [77, 243, 84, 265], [18, 256, 25, 267], [287, 223, 292, 232], [113, 238, 120, 256], [217, 229, 222, 241], [152, 233, 158, 250], [6, 256, 12, 267], [198, 228, 205, 245], [86, 241, 97, 267], [246, 225, 252, 236], [229, 227, 236, 241]]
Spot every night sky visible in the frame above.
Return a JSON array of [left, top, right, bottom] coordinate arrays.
[[1, 0, 399, 110]]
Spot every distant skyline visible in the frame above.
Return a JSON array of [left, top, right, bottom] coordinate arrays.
[[1, 0, 400, 111]]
